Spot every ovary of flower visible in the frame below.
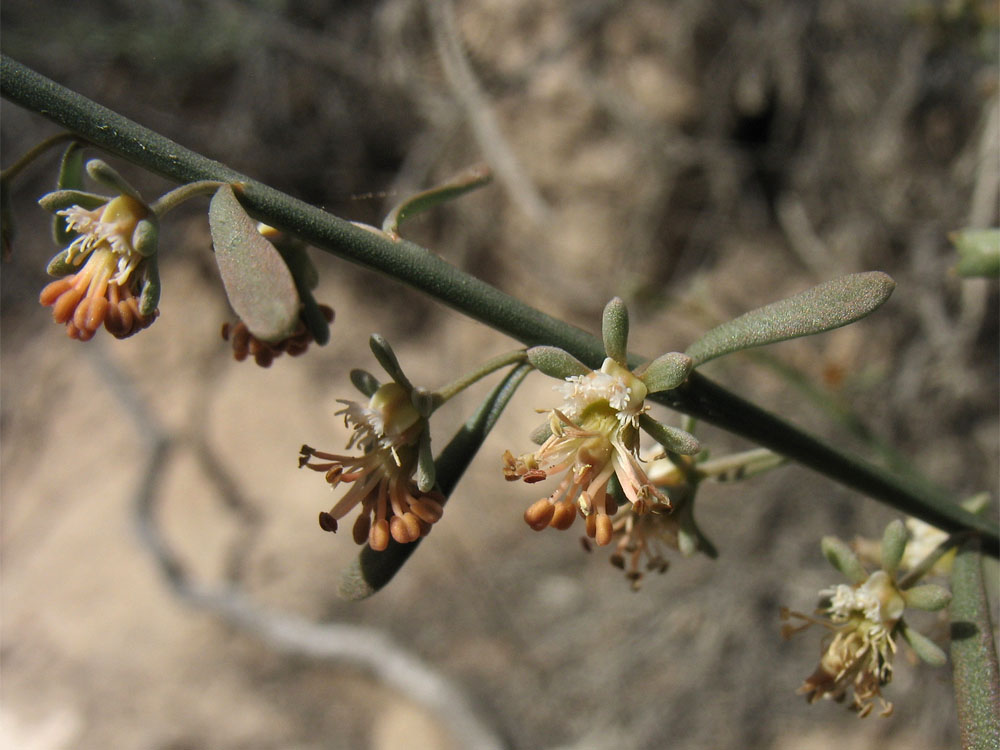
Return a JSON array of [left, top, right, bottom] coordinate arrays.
[[558, 358, 649, 428], [59, 195, 147, 285]]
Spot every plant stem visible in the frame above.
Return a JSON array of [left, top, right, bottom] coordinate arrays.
[[2, 55, 996, 555], [0, 130, 77, 181], [949, 539, 1000, 749]]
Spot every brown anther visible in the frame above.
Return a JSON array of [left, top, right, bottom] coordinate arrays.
[[352, 513, 371, 545], [318, 511, 338, 532], [609, 553, 625, 569], [369, 519, 390, 551], [524, 498, 556, 530], [594, 515, 613, 546], [549, 500, 577, 530], [522, 469, 548, 484], [409, 497, 444, 524], [585, 513, 597, 539], [390, 512, 422, 544]]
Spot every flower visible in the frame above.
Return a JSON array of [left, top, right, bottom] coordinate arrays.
[[299, 381, 444, 551], [223, 303, 334, 367], [782, 523, 952, 718], [504, 357, 673, 547], [39, 190, 159, 341], [783, 570, 903, 717]]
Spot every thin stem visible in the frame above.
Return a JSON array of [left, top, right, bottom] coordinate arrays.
[[2, 55, 996, 555], [433, 349, 527, 405], [0, 130, 78, 181], [149, 180, 227, 216]]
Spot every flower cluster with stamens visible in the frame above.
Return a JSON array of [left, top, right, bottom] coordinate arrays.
[[504, 298, 700, 548], [782, 522, 952, 717], [39, 190, 159, 341], [300, 380, 443, 551], [223, 303, 334, 367]]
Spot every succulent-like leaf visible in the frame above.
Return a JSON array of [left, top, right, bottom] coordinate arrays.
[[639, 351, 693, 393], [56, 142, 85, 191], [639, 414, 701, 456], [381, 163, 492, 237], [53, 142, 86, 245], [684, 272, 896, 366], [416, 428, 436, 493], [369, 334, 413, 391], [530, 420, 552, 445], [131, 216, 159, 257], [39, 189, 108, 213], [526, 346, 590, 379], [901, 620, 948, 666], [903, 583, 952, 611], [350, 368, 381, 398], [138, 258, 160, 315], [881, 519, 908, 576], [951, 228, 999, 279], [85, 159, 142, 201], [209, 185, 300, 342], [821, 535, 868, 584], [601, 297, 629, 364], [45, 248, 75, 276]]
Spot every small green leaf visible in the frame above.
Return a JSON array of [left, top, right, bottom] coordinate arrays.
[[46, 248, 75, 276], [638, 352, 693, 393], [39, 189, 108, 213], [881, 519, 908, 576], [951, 228, 1000, 279], [901, 620, 948, 666], [369, 334, 413, 391], [602, 297, 629, 364], [209, 185, 300, 342], [416, 429, 435, 493], [526, 346, 590, 379], [350, 369, 381, 397], [382, 163, 492, 237], [53, 142, 86, 245], [903, 584, 952, 611], [639, 414, 701, 456], [530, 421, 552, 445], [684, 272, 896, 367], [131, 217, 159, 257], [138, 258, 160, 315], [85, 159, 142, 201], [821, 535, 868, 584], [56, 142, 85, 191]]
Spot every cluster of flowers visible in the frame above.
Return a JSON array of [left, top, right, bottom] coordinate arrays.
[[36, 158, 329, 364], [27, 154, 958, 720]]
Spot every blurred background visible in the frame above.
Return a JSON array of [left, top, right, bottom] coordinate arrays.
[[1, 1, 997, 748]]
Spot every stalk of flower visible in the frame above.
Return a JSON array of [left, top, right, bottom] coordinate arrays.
[[504, 298, 701, 547], [38, 178, 160, 341], [782, 521, 952, 718], [299, 339, 446, 551]]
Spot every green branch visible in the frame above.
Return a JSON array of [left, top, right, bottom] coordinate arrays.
[[2, 55, 996, 555]]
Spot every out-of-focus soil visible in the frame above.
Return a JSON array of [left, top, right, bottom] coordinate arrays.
[[2, 1, 997, 748]]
